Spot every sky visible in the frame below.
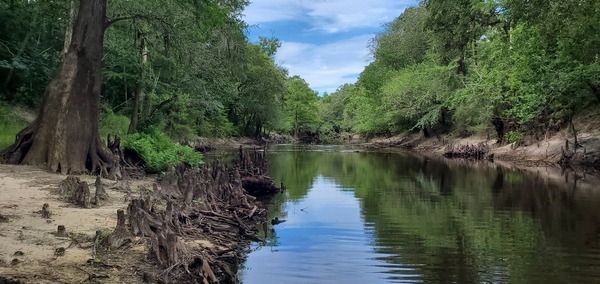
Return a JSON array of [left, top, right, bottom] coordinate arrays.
[[243, 0, 419, 95]]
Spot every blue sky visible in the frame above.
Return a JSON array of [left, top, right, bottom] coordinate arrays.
[[243, 0, 419, 94]]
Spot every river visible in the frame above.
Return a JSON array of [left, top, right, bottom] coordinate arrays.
[[237, 145, 600, 283]]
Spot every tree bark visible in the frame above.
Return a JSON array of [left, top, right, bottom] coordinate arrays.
[[128, 35, 147, 134], [1, 0, 115, 175], [61, 0, 76, 59], [589, 83, 600, 104]]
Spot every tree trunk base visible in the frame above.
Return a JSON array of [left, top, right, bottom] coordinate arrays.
[[103, 209, 132, 249], [1, 121, 118, 177], [58, 176, 91, 208]]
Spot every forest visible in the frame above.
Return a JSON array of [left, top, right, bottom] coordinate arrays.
[[320, 0, 600, 143], [1, 0, 599, 171]]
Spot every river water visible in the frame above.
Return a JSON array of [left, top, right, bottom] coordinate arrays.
[[237, 145, 600, 283]]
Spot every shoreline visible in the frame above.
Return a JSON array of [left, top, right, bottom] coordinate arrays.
[[0, 149, 278, 284], [361, 127, 600, 172]]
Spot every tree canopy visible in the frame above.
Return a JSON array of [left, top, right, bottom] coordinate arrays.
[[318, 0, 600, 141]]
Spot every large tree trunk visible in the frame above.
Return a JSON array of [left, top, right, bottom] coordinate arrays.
[[61, 0, 76, 59], [1, 0, 115, 175]]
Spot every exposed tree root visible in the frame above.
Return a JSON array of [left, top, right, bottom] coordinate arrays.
[[94, 176, 109, 206], [100, 148, 280, 283], [58, 176, 91, 208], [1, 121, 119, 177], [103, 209, 132, 249], [443, 142, 492, 160], [0, 124, 35, 164]]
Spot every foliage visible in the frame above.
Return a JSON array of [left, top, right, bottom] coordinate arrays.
[[99, 107, 130, 140], [372, 6, 429, 70], [321, 0, 600, 139], [0, 104, 28, 150], [505, 131, 524, 144], [0, 0, 67, 106], [317, 84, 356, 142], [342, 61, 394, 135], [2, 0, 598, 145], [121, 129, 202, 173], [283, 76, 319, 137], [381, 63, 454, 131], [230, 44, 287, 137], [344, 85, 388, 135]]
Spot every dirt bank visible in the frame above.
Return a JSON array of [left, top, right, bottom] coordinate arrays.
[[0, 149, 278, 283], [365, 111, 600, 171]]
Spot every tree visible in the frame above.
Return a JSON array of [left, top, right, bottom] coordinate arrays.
[[228, 44, 286, 137], [373, 6, 429, 70], [283, 76, 319, 138], [2, 0, 115, 175], [318, 84, 352, 133], [423, 0, 498, 74], [381, 63, 454, 133], [0, 0, 68, 105], [258, 36, 281, 58]]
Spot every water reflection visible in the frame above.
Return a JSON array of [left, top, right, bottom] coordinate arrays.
[[240, 145, 600, 283]]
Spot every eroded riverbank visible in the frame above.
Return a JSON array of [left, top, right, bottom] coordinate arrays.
[[363, 118, 600, 171], [0, 149, 279, 283]]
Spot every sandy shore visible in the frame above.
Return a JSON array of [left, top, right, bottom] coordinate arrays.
[[0, 165, 154, 283]]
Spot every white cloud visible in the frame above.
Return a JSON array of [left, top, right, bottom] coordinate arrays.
[[243, 1, 305, 25], [244, 0, 413, 33], [244, 0, 417, 93], [276, 35, 373, 94]]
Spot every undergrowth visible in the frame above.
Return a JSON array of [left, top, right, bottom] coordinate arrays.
[[121, 129, 203, 173], [99, 108, 130, 140], [0, 104, 28, 150]]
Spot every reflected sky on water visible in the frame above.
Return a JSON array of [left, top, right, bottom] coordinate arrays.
[[239, 145, 600, 283]]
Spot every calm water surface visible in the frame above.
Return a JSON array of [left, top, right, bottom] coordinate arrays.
[[238, 145, 600, 283]]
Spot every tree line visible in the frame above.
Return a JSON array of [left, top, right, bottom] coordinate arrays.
[[0, 0, 322, 173], [318, 0, 600, 143], [0, 0, 320, 141]]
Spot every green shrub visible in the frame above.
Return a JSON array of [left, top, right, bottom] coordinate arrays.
[[121, 129, 202, 172], [99, 108, 130, 140], [0, 104, 28, 150], [506, 131, 524, 144]]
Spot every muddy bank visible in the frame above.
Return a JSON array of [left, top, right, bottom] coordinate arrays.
[[0, 148, 279, 283], [363, 124, 600, 171]]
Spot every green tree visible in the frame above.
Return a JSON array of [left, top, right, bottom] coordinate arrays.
[[284, 76, 319, 138], [423, 0, 498, 74], [232, 44, 286, 137], [319, 84, 352, 132], [0, 0, 68, 105], [381, 63, 454, 133], [373, 6, 430, 70]]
